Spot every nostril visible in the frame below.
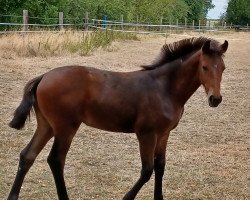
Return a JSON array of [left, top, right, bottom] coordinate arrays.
[[214, 96, 222, 103], [209, 95, 222, 107], [209, 95, 214, 103]]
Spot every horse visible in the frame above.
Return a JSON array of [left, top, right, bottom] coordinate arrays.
[[7, 37, 228, 200]]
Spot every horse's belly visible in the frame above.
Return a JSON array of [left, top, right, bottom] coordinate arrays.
[[82, 111, 135, 133]]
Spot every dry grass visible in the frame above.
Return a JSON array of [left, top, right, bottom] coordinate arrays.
[[0, 31, 140, 58], [0, 32, 249, 200]]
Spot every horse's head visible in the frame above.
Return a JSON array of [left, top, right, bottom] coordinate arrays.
[[198, 40, 228, 107]]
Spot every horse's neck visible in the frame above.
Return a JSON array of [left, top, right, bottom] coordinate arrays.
[[173, 52, 201, 105], [167, 51, 201, 106]]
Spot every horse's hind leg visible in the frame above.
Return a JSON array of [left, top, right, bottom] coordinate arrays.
[[47, 124, 80, 200], [8, 110, 53, 200]]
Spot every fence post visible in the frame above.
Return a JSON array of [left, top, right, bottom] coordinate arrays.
[[59, 12, 64, 31], [185, 17, 187, 29], [169, 17, 172, 34], [121, 14, 124, 30], [85, 12, 89, 31], [199, 20, 201, 32], [136, 15, 139, 31], [104, 15, 107, 30], [23, 10, 28, 31], [192, 20, 195, 31], [160, 16, 163, 31], [92, 19, 96, 28], [176, 19, 178, 33]]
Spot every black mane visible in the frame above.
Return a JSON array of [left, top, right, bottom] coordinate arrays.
[[142, 37, 220, 70]]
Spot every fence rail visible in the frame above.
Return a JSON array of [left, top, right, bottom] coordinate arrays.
[[0, 10, 249, 34]]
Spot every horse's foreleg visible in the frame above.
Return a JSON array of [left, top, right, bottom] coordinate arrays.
[[154, 134, 169, 200], [47, 125, 79, 200], [123, 132, 157, 200], [8, 115, 52, 200]]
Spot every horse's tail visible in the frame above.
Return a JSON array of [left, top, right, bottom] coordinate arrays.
[[9, 75, 44, 130]]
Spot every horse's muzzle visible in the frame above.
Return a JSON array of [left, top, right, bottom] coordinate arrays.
[[208, 95, 222, 107]]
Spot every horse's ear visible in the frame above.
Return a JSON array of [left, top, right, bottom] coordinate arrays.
[[202, 40, 211, 54], [220, 40, 228, 53]]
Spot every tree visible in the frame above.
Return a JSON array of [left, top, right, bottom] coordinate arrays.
[[184, 0, 214, 22], [0, 0, 26, 23], [0, 0, 26, 14], [0, 0, 215, 26], [225, 0, 250, 25], [122, 0, 189, 23], [23, 0, 60, 23]]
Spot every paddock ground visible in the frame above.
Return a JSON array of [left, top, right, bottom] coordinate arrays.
[[0, 32, 249, 199]]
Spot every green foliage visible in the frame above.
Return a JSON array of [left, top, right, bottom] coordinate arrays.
[[126, 0, 189, 23], [1, 0, 216, 25], [184, 0, 214, 22], [225, 0, 250, 25], [0, 0, 25, 14]]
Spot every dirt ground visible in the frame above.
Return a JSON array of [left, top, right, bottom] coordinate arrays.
[[0, 32, 249, 200]]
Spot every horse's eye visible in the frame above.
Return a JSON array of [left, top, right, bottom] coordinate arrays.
[[202, 66, 208, 71]]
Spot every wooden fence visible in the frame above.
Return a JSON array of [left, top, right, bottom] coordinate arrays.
[[0, 10, 249, 34]]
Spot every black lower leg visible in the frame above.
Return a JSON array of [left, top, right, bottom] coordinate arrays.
[[154, 156, 165, 200], [8, 148, 34, 200], [47, 141, 69, 200], [123, 164, 153, 200]]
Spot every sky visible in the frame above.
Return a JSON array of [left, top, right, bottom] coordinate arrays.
[[207, 0, 228, 19]]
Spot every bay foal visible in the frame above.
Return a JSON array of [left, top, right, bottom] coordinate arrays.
[[8, 37, 228, 200]]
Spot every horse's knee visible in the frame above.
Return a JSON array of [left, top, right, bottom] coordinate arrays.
[[18, 149, 35, 172], [47, 151, 63, 171], [141, 166, 153, 183], [47, 154, 58, 168], [154, 156, 165, 174]]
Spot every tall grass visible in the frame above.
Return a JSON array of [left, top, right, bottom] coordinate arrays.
[[0, 30, 140, 58]]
